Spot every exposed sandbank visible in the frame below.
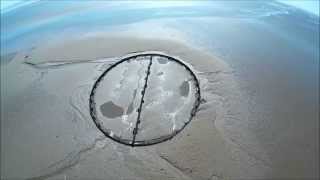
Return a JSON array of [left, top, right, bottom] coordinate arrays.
[[1, 35, 270, 179]]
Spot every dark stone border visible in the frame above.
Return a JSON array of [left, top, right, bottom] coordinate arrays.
[[89, 53, 201, 146]]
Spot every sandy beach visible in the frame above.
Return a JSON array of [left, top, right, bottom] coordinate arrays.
[[1, 1, 319, 180], [1, 35, 272, 179]]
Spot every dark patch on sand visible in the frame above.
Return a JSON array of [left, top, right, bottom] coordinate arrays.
[[100, 101, 124, 118], [179, 80, 190, 97]]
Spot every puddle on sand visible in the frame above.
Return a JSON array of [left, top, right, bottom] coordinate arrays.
[[100, 101, 124, 118], [179, 80, 190, 97]]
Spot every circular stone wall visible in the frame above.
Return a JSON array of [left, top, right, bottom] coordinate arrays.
[[89, 53, 201, 146]]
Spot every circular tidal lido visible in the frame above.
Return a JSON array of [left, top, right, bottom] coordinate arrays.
[[89, 52, 201, 146]]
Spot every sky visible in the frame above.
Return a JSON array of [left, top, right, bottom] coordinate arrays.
[[0, 0, 319, 16]]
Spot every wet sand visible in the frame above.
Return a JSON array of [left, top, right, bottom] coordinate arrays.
[[1, 35, 272, 179], [1, 32, 318, 179], [1, 1, 319, 179]]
